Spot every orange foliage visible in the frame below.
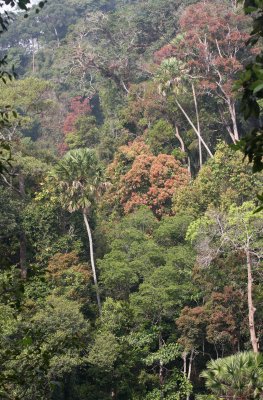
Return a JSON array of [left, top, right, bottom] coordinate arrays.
[[107, 139, 189, 216]]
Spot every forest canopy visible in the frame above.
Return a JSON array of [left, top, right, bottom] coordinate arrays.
[[0, 0, 263, 399]]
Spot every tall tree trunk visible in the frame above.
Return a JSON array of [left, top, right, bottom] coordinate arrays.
[[53, 25, 60, 47], [187, 350, 194, 381], [32, 51, 35, 73], [246, 250, 258, 353], [19, 173, 25, 198], [187, 156, 191, 176], [228, 99, 239, 143], [187, 349, 194, 380], [198, 137, 202, 167], [192, 84, 203, 167], [175, 126, 186, 153], [175, 99, 213, 158], [83, 211, 102, 315], [19, 232, 27, 280], [19, 174, 27, 279], [159, 334, 164, 387], [182, 351, 187, 376], [186, 350, 194, 400], [175, 126, 191, 174]]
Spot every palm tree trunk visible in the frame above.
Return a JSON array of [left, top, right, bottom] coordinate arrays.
[[246, 250, 258, 353], [83, 211, 102, 315]]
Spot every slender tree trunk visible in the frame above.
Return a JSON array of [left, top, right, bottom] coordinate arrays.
[[226, 125, 236, 143], [187, 157, 191, 176], [53, 25, 60, 47], [175, 126, 191, 174], [246, 250, 258, 353], [214, 345, 219, 359], [198, 138, 202, 167], [182, 351, 187, 376], [32, 51, 35, 73], [187, 350, 194, 381], [230, 102, 239, 143], [159, 333, 164, 399], [19, 174, 27, 279], [32, 38, 39, 74], [192, 84, 202, 167], [19, 173, 25, 198], [83, 211, 102, 315], [186, 350, 194, 400], [159, 334, 164, 387], [175, 99, 213, 158], [226, 99, 239, 143], [19, 232, 27, 280], [175, 126, 186, 153]]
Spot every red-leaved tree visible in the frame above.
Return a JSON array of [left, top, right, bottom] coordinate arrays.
[[155, 1, 252, 143], [63, 96, 91, 136], [106, 139, 189, 216], [58, 96, 92, 154]]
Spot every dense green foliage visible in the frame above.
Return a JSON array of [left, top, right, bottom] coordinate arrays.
[[0, 0, 263, 399], [236, 0, 263, 174]]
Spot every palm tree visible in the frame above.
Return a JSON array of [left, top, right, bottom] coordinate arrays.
[[201, 352, 263, 399], [53, 148, 104, 314]]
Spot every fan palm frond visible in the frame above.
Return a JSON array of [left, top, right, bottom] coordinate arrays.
[[201, 352, 263, 399]]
